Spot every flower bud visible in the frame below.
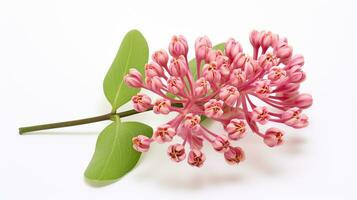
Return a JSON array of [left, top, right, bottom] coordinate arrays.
[[194, 77, 210, 96], [205, 49, 220, 63], [251, 106, 270, 125], [131, 93, 152, 112], [183, 113, 201, 130], [188, 149, 206, 167], [259, 31, 276, 50], [154, 124, 176, 143], [195, 36, 212, 62], [229, 68, 246, 86], [225, 119, 246, 140], [167, 144, 186, 162], [294, 93, 313, 109], [264, 128, 284, 147], [224, 146, 245, 165], [268, 66, 287, 84], [153, 98, 171, 114], [254, 80, 272, 98], [167, 76, 184, 94], [132, 135, 151, 152], [215, 55, 230, 68], [212, 136, 230, 152], [124, 68, 143, 88], [282, 107, 309, 128], [279, 83, 300, 94], [286, 54, 304, 70], [152, 49, 169, 67], [219, 85, 240, 107], [204, 99, 224, 118], [169, 35, 188, 57], [146, 76, 164, 92], [258, 53, 278, 70], [145, 62, 164, 77], [202, 62, 221, 83], [219, 63, 231, 79], [233, 53, 257, 74], [249, 30, 261, 48], [225, 38, 243, 60], [169, 55, 188, 77], [275, 41, 293, 60], [289, 70, 306, 83]]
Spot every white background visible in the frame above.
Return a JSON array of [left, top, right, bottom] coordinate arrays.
[[1, 0, 356, 199]]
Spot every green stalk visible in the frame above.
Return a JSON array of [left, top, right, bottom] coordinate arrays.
[[18, 109, 141, 134], [18, 103, 183, 134]]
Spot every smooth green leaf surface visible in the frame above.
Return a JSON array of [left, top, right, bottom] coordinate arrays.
[[84, 120, 153, 182], [188, 43, 225, 80], [165, 92, 177, 99], [103, 30, 149, 112]]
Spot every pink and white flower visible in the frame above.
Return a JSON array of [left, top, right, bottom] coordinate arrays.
[[268, 66, 287, 83], [153, 99, 171, 114], [194, 77, 210, 96], [226, 38, 243, 59], [229, 68, 246, 86], [251, 106, 270, 125], [282, 107, 309, 128], [255, 80, 272, 98], [225, 119, 246, 140], [146, 76, 163, 92], [195, 36, 212, 62], [131, 94, 152, 112], [168, 144, 186, 162], [264, 128, 284, 147], [204, 99, 224, 118], [169, 55, 188, 77], [167, 76, 184, 95], [152, 49, 169, 67], [126, 30, 312, 167], [153, 124, 176, 143], [202, 62, 221, 83], [169, 35, 188, 58], [219, 85, 240, 107], [183, 113, 201, 130], [188, 149, 206, 167], [132, 135, 152, 152], [249, 30, 261, 49], [124, 69, 143, 88], [212, 136, 230, 153], [224, 147, 245, 165], [145, 62, 164, 77]]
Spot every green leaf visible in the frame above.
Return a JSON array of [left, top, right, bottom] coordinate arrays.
[[188, 43, 225, 81], [103, 29, 149, 112], [165, 92, 177, 99], [84, 119, 153, 183]]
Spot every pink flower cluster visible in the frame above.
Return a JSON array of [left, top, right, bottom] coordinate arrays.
[[126, 30, 312, 167]]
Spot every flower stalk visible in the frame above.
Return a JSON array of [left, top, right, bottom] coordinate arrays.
[[18, 103, 182, 134]]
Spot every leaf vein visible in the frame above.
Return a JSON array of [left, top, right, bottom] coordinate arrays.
[[98, 120, 120, 180], [112, 36, 134, 110]]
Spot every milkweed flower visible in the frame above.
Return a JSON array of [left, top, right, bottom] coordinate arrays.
[[128, 31, 312, 167]]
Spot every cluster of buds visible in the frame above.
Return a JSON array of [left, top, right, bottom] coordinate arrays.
[[125, 30, 312, 167]]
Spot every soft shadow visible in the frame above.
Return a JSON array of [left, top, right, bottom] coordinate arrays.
[[155, 173, 244, 190], [279, 134, 307, 155], [19, 131, 99, 136], [134, 132, 307, 190], [84, 177, 118, 187]]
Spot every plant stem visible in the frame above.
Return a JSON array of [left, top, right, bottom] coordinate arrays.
[[18, 103, 183, 134], [18, 109, 142, 134]]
